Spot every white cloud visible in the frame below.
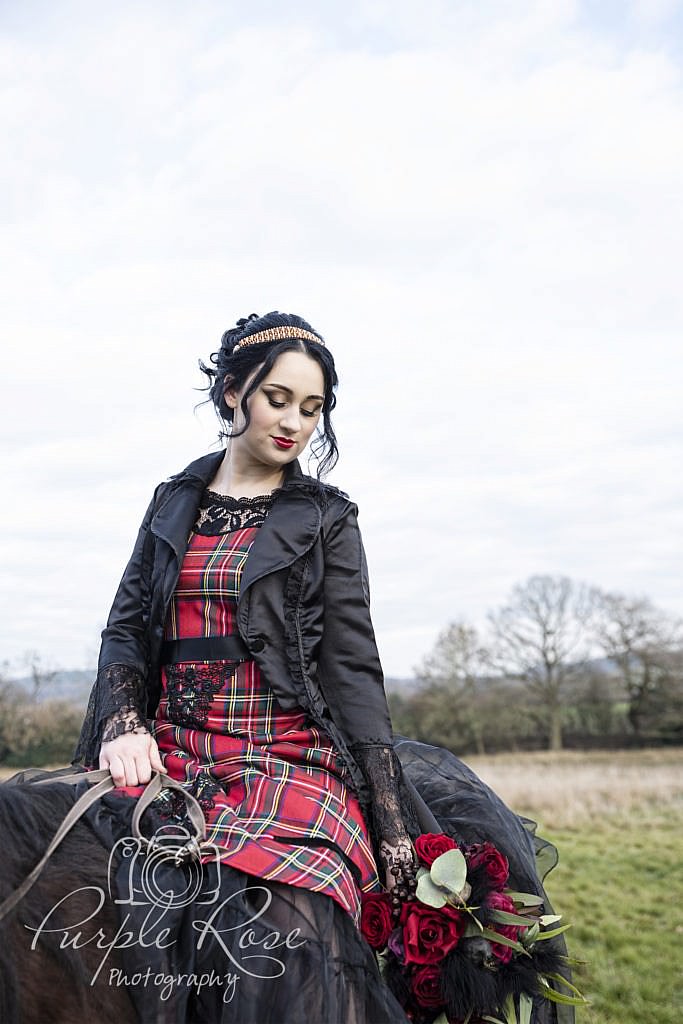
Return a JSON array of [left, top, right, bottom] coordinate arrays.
[[1, 1, 682, 676]]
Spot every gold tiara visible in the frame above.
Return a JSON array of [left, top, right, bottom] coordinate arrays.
[[233, 325, 324, 353]]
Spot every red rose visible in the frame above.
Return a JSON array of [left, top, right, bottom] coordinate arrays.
[[414, 833, 459, 867], [467, 841, 509, 890], [487, 891, 521, 964], [400, 901, 466, 965], [360, 892, 394, 949], [411, 964, 445, 1009]]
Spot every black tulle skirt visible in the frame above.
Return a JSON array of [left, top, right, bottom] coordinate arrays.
[[0, 738, 572, 1024]]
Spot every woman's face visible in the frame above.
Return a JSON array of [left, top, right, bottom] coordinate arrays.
[[225, 349, 325, 470]]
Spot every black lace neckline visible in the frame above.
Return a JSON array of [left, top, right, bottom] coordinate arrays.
[[193, 488, 279, 535]]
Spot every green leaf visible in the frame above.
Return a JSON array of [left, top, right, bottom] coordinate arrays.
[[542, 971, 587, 999], [489, 909, 536, 927], [479, 927, 527, 955], [522, 923, 540, 945], [533, 923, 572, 941], [430, 848, 468, 894], [505, 891, 544, 907], [538, 914, 562, 926], [430, 1014, 450, 1024], [519, 992, 533, 1024], [538, 982, 589, 1007], [481, 1016, 507, 1024], [503, 993, 517, 1024], [416, 872, 447, 908]]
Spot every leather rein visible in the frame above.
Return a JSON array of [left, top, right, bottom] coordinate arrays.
[[0, 768, 211, 923]]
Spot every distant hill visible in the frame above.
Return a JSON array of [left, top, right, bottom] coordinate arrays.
[[10, 669, 418, 706], [13, 669, 94, 707], [10, 659, 620, 707], [385, 676, 419, 694]]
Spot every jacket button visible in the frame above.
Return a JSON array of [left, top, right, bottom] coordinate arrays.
[[251, 637, 266, 653]]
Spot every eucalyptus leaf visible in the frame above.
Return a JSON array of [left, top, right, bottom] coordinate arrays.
[[539, 914, 562, 926], [533, 923, 572, 941], [430, 1014, 450, 1024], [415, 872, 447, 908], [430, 848, 468, 894], [522, 923, 540, 945], [489, 909, 536, 927], [505, 891, 544, 907], [481, 1016, 507, 1024]]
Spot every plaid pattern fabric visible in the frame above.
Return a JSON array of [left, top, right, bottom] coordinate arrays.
[[152, 526, 382, 924]]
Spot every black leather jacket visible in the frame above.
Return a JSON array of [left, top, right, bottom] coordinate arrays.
[[74, 451, 434, 852]]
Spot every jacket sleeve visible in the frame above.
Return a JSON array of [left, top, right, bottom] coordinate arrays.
[[73, 487, 160, 766], [317, 501, 411, 846]]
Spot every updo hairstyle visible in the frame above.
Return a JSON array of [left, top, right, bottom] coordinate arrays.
[[200, 311, 339, 477]]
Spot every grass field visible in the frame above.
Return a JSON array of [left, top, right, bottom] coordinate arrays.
[[466, 748, 683, 1024], [2, 749, 681, 1022]]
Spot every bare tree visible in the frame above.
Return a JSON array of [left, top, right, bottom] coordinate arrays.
[[23, 651, 58, 703], [488, 575, 594, 751], [0, 662, 23, 762], [591, 590, 683, 738], [414, 621, 491, 754]]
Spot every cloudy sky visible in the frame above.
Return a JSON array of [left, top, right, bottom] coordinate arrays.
[[2, 0, 682, 679]]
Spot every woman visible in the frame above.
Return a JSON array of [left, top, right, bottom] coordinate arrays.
[[73, 312, 569, 1024], [75, 311, 423, 1023]]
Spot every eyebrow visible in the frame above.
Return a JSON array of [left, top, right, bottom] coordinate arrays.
[[263, 383, 324, 402]]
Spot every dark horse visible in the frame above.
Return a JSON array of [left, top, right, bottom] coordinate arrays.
[[0, 777, 137, 1024]]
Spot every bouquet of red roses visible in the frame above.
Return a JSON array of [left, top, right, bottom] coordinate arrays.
[[361, 833, 585, 1024]]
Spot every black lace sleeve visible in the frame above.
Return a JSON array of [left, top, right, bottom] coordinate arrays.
[[73, 664, 149, 767], [352, 741, 419, 907], [351, 741, 412, 844]]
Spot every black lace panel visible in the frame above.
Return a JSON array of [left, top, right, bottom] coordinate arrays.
[[193, 489, 279, 534], [164, 663, 235, 729]]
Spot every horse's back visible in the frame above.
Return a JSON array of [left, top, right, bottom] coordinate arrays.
[[0, 776, 136, 1024]]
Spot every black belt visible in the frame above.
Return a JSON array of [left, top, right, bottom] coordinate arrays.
[[160, 635, 250, 665]]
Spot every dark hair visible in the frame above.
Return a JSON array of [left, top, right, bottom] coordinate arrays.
[[199, 311, 339, 478]]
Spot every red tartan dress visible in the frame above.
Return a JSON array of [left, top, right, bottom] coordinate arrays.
[[150, 489, 382, 926]]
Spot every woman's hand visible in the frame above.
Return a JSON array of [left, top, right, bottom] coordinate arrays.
[[99, 728, 167, 787], [379, 836, 418, 917]]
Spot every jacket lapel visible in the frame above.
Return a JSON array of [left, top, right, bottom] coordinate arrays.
[[148, 450, 322, 592], [149, 451, 224, 559], [239, 487, 322, 596]]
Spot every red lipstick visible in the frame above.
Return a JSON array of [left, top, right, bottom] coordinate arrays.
[[272, 436, 295, 450]]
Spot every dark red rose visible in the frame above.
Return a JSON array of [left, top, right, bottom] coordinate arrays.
[[467, 841, 509, 890], [400, 901, 466, 965], [360, 892, 393, 949], [487, 891, 521, 964], [411, 964, 445, 1010], [414, 833, 459, 867]]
